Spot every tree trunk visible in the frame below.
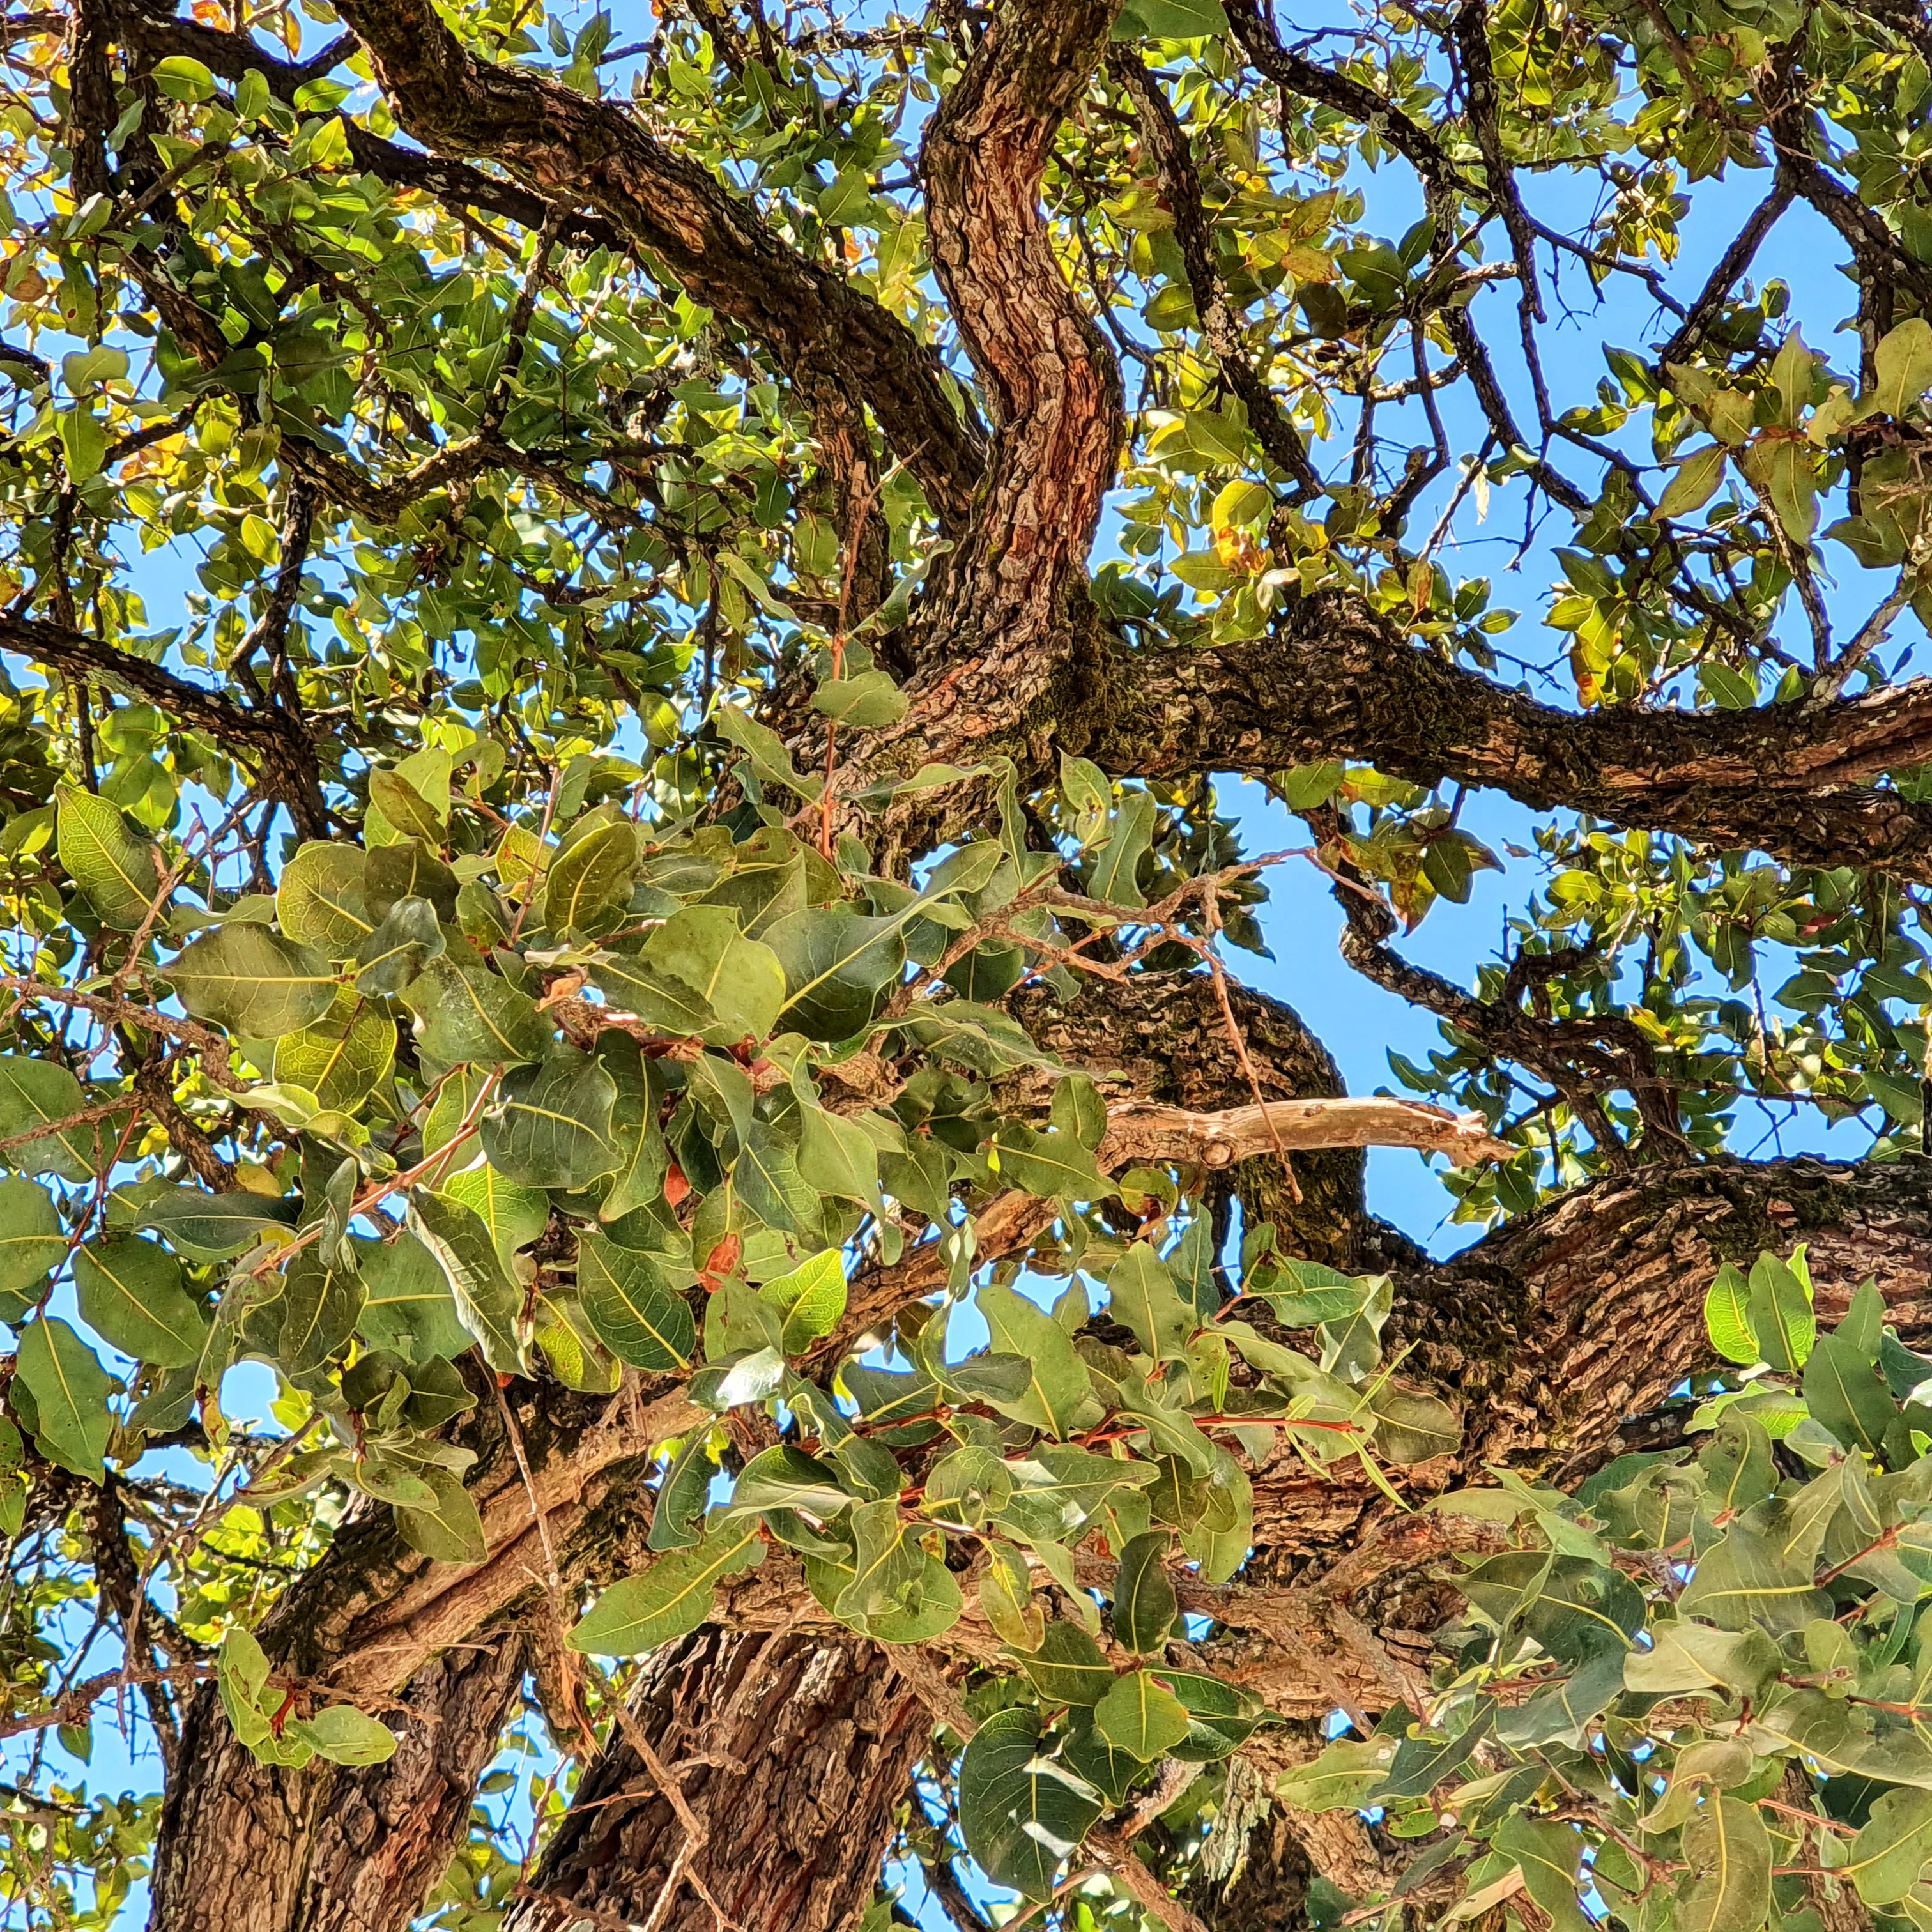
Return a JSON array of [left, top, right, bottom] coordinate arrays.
[[150, 1633, 528, 1932], [505, 1629, 930, 1932]]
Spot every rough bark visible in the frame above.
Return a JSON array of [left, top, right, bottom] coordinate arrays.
[[94, 7, 1932, 1923], [503, 1630, 930, 1932], [141, 946, 1932, 1924], [1010, 973, 1371, 1269], [912, 0, 1124, 703], [151, 1633, 528, 1932], [1089, 595, 1932, 882], [145, 1374, 677, 1932], [1, 612, 327, 839]]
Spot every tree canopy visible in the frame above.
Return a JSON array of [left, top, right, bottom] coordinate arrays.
[[12, 1, 1932, 1929]]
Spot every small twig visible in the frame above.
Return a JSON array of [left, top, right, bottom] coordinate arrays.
[[611, 1703, 741, 1932]]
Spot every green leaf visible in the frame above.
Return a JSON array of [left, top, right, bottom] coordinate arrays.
[[811, 670, 908, 729], [1358, 1379, 1457, 1466], [1112, 1531, 1177, 1653], [1256, 1257, 1375, 1328], [0, 1057, 98, 1182], [365, 839, 457, 921], [729, 1444, 853, 1519], [273, 998, 395, 1116], [714, 703, 820, 801], [353, 895, 443, 995], [276, 843, 373, 954], [394, 1462, 487, 1564], [1094, 1669, 1192, 1760], [958, 1707, 1105, 1901], [481, 1047, 617, 1189], [1676, 1794, 1770, 1932], [795, 1105, 886, 1216], [440, 1159, 548, 1267], [1159, 1669, 1270, 1761], [217, 1627, 274, 1748], [758, 1248, 847, 1354], [367, 768, 445, 843], [353, 1230, 470, 1363], [1272, 760, 1346, 812], [648, 1432, 717, 1551], [1804, 1328, 1896, 1457], [1657, 443, 1728, 518], [406, 1188, 527, 1374], [0, 1178, 66, 1307], [1703, 1264, 1759, 1365], [73, 1236, 206, 1367], [923, 1446, 1013, 1526], [977, 1284, 1093, 1439], [997, 1446, 1160, 1547], [589, 905, 786, 1046], [402, 955, 549, 1067], [988, 1124, 1104, 1202], [543, 819, 636, 933], [1273, 1735, 1400, 1811], [1676, 1524, 1832, 1634], [288, 1704, 398, 1767], [1496, 1814, 1590, 1932], [597, 1043, 670, 1223], [1166, 1213, 1221, 1324], [765, 907, 906, 1041], [1085, 789, 1157, 908], [1872, 316, 1932, 418], [151, 54, 215, 100], [689, 1345, 785, 1412], [576, 1230, 693, 1370], [168, 925, 338, 1036], [1018, 1620, 1116, 1705], [834, 1495, 923, 1624], [567, 1519, 765, 1655], [1847, 1788, 1932, 1906], [256, 1252, 362, 1379], [55, 781, 155, 928], [1381, 1701, 1496, 1802], [1107, 1243, 1192, 1362], [1112, 0, 1230, 42], [15, 1317, 112, 1481], [56, 405, 105, 482], [1752, 435, 1818, 544], [1744, 1249, 1813, 1374]]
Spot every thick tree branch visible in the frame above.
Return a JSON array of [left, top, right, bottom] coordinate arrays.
[[900, 0, 1125, 725], [327, 0, 985, 532], [1089, 590, 1932, 880], [108, 3, 628, 253], [0, 612, 327, 836], [1101, 1094, 1510, 1168], [1657, 171, 1797, 366]]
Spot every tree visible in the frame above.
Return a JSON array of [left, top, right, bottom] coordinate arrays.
[[15, 0, 1932, 1926]]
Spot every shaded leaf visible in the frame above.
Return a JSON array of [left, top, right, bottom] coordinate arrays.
[[958, 1706, 1105, 1901], [568, 1520, 765, 1655]]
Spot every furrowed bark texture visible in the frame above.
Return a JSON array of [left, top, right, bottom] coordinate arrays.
[[142, 946, 1932, 1926], [1009, 973, 1370, 1269], [1091, 596, 1932, 881], [912, 0, 1124, 720], [151, 1634, 528, 1932], [145, 1374, 675, 1932], [502, 1630, 930, 1932]]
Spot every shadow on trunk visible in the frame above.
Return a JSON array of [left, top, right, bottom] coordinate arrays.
[[505, 1629, 930, 1932]]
